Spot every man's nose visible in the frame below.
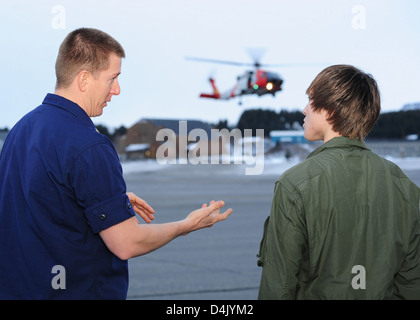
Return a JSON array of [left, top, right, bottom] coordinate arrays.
[[111, 79, 121, 96]]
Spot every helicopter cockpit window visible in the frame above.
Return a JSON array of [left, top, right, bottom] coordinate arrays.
[[266, 72, 280, 80]]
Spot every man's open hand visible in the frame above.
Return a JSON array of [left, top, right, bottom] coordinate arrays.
[[181, 200, 233, 235]]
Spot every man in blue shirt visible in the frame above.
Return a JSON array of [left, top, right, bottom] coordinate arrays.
[[0, 28, 232, 299]]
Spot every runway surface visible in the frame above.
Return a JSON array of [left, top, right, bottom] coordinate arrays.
[[124, 161, 420, 300]]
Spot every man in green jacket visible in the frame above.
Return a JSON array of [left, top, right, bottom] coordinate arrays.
[[257, 65, 420, 299]]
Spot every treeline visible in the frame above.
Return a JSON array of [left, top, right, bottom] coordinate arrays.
[[235, 109, 304, 136], [227, 108, 420, 140], [95, 124, 127, 142], [368, 110, 420, 139]]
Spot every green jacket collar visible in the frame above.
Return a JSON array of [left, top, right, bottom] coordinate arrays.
[[307, 137, 370, 159]]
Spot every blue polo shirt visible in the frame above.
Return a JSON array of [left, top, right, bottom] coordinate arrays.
[[0, 94, 135, 299]]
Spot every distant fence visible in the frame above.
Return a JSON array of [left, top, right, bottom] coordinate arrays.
[[366, 140, 420, 158]]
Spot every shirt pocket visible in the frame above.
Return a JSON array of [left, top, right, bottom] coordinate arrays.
[[257, 216, 270, 267]]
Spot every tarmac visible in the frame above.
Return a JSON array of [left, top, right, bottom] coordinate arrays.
[[123, 161, 420, 300]]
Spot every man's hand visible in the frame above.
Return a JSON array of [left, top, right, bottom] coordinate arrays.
[[181, 200, 233, 236], [127, 192, 155, 223], [100, 198, 232, 259]]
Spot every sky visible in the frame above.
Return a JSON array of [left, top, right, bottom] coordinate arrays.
[[1, 0, 419, 130]]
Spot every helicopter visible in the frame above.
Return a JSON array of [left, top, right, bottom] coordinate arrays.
[[186, 49, 287, 104]]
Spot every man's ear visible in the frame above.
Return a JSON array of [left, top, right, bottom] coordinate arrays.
[[77, 70, 89, 92]]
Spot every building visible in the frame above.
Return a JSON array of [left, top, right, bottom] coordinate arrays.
[[401, 102, 420, 111], [118, 118, 224, 160], [269, 130, 308, 144]]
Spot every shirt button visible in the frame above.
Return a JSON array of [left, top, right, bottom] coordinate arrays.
[[100, 214, 106, 220], [127, 202, 132, 210]]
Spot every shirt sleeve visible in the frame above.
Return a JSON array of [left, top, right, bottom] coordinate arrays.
[[71, 141, 135, 234], [258, 180, 308, 299]]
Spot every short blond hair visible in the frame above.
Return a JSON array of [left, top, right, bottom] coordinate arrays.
[[55, 28, 125, 89], [307, 65, 381, 140]]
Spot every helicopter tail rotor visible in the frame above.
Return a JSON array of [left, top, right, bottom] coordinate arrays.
[[199, 78, 221, 99]]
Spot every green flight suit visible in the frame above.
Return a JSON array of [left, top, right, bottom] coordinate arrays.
[[258, 137, 420, 299]]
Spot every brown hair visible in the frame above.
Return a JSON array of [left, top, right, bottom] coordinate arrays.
[[55, 28, 125, 89], [306, 65, 381, 140]]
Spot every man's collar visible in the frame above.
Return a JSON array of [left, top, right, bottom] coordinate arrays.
[[307, 136, 370, 159], [42, 93, 94, 127]]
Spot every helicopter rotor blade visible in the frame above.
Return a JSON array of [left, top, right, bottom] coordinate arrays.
[[185, 56, 254, 67], [186, 56, 328, 69], [259, 62, 330, 68]]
